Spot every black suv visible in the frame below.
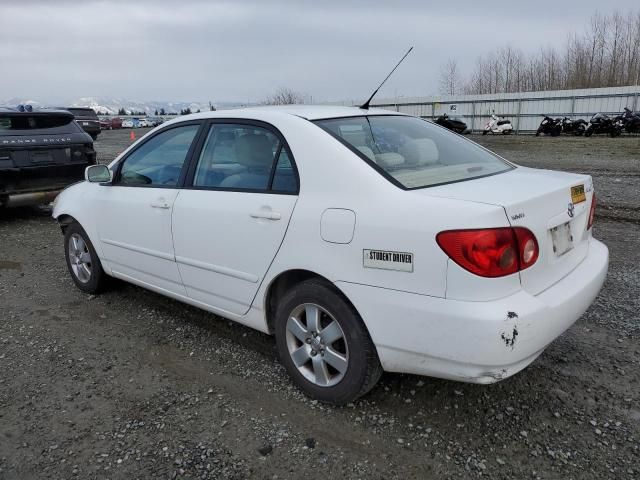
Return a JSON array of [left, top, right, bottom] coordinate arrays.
[[0, 107, 96, 208], [65, 107, 101, 140]]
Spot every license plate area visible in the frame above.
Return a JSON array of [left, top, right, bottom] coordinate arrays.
[[550, 222, 573, 256], [571, 184, 586, 204]]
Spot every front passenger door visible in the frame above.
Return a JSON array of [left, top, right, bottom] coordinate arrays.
[[95, 123, 201, 294]]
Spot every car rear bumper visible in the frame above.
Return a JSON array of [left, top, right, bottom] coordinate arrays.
[[336, 238, 608, 383], [0, 164, 89, 207]]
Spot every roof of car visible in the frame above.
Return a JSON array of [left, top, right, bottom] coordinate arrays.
[[177, 105, 404, 122]]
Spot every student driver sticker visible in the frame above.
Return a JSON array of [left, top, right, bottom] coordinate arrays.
[[363, 249, 413, 272]]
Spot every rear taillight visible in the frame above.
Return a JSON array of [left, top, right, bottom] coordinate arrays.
[[436, 227, 539, 278], [587, 193, 596, 230]]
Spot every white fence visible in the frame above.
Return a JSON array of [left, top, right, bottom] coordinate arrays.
[[352, 85, 640, 133]]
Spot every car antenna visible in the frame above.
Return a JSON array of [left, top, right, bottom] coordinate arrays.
[[359, 46, 413, 110]]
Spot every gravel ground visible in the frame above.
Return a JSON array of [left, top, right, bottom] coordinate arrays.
[[0, 129, 638, 479]]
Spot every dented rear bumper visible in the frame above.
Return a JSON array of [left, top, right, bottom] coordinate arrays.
[[335, 239, 608, 383]]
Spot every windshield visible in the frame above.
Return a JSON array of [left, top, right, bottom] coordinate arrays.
[[68, 108, 98, 119], [314, 115, 512, 189]]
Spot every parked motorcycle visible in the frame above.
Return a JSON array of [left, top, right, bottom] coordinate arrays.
[[536, 116, 562, 136], [620, 107, 640, 134], [434, 113, 469, 134], [561, 117, 588, 135], [483, 114, 513, 135], [584, 113, 623, 137]]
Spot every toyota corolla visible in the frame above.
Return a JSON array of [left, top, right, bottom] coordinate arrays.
[[53, 106, 608, 405]]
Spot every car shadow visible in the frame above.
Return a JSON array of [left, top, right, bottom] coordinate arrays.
[[0, 205, 53, 222]]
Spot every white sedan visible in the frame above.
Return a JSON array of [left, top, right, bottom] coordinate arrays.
[[53, 106, 608, 404]]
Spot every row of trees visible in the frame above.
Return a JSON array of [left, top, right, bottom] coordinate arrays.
[[441, 11, 640, 95]]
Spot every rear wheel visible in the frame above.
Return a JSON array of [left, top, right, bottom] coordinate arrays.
[[274, 279, 382, 405], [64, 222, 107, 294]]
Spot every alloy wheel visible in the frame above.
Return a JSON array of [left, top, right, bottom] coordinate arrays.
[[285, 303, 349, 387], [68, 233, 92, 283]]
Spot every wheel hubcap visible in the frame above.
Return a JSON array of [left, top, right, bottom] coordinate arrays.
[[68, 233, 92, 284], [285, 303, 349, 387]]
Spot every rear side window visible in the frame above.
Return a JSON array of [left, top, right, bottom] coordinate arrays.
[[192, 123, 298, 193], [68, 108, 99, 120], [117, 125, 199, 187], [0, 114, 73, 130], [315, 115, 512, 189]]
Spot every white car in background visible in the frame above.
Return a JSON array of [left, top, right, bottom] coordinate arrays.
[[52, 106, 608, 404], [121, 119, 134, 128]]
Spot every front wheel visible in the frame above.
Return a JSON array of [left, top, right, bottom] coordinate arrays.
[[64, 222, 108, 294], [585, 128, 593, 137], [274, 279, 382, 405]]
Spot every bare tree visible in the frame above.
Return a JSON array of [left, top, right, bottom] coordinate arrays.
[[263, 87, 305, 105], [462, 9, 640, 94], [439, 58, 460, 95]]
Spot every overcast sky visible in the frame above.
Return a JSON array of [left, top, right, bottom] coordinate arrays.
[[1, 0, 638, 104]]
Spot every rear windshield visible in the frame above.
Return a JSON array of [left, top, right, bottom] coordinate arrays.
[[314, 115, 512, 189], [0, 114, 73, 131], [67, 108, 98, 119]]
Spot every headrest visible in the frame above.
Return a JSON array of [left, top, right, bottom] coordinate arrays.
[[216, 130, 236, 143], [399, 138, 439, 166], [356, 146, 376, 161], [375, 152, 404, 168], [235, 134, 273, 168]]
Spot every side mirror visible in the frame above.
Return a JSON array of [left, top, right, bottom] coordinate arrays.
[[85, 164, 112, 183]]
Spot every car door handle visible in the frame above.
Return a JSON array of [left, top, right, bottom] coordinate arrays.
[[150, 200, 171, 209], [250, 211, 281, 220]]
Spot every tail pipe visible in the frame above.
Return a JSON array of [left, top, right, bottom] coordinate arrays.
[[1, 190, 61, 208]]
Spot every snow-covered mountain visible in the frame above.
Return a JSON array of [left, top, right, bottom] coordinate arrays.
[[0, 96, 249, 114]]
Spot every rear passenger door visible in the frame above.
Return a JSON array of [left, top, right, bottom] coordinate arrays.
[[171, 120, 299, 315]]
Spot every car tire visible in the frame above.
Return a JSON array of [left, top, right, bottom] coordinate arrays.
[[64, 222, 108, 294], [274, 278, 383, 405]]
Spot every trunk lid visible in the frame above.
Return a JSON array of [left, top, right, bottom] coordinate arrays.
[[422, 167, 594, 295]]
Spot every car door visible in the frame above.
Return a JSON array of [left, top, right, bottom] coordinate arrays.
[[94, 122, 202, 294], [172, 120, 299, 315]]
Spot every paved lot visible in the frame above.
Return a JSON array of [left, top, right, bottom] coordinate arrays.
[[0, 129, 638, 479]]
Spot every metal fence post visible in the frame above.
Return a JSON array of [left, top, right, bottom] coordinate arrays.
[[515, 98, 522, 134], [471, 101, 475, 134]]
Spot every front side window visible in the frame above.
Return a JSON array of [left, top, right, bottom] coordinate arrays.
[[315, 115, 512, 189], [118, 124, 199, 186], [193, 123, 296, 192]]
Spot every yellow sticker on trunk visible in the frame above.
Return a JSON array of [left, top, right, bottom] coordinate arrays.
[[571, 184, 586, 204]]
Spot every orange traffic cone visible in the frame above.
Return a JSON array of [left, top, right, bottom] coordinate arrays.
[[130, 130, 135, 141]]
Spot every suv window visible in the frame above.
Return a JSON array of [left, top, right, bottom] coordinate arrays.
[[118, 124, 199, 187], [193, 123, 296, 192]]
